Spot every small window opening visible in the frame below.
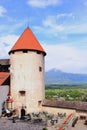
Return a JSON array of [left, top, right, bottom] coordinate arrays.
[[39, 66, 42, 72], [38, 101, 42, 107], [37, 51, 41, 54], [19, 90, 26, 96], [23, 50, 28, 53], [12, 51, 15, 54]]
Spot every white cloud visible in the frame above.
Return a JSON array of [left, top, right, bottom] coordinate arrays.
[[27, 0, 61, 8], [0, 33, 87, 74], [0, 6, 7, 17], [43, 44, 87, 74], [57, 13, 75, 19], [33, 13, 87, 37], [0, 18, 29, 35], [43, 13, 75, 27], [0, 35, 19, 58], [42, 15, 64, 36], [61, 22, 87, 35], [83, 0, 87, 7]]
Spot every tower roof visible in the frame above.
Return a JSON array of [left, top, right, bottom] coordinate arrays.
[[9, 27, 46, 56]]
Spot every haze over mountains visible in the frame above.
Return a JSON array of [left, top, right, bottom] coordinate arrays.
[[45, 68, 87, 85]]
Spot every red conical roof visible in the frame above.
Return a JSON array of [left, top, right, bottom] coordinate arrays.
[[9, 27, 46, 56]]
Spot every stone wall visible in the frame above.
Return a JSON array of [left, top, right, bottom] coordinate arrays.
[[10, 51, 45, 114], [42, 106, 76, 115], [0, 85, 9, 115]]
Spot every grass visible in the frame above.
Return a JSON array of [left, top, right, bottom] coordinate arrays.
[[45, 85, 87, 102]]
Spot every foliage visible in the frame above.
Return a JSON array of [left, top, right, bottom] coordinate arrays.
[[45, 85, 87, 102], [42, 128, 48, 130]]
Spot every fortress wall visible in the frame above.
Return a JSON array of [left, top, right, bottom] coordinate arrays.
[[42, 106, 76, 115]]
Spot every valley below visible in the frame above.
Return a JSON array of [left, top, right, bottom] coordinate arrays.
[[45, 85, 87, 102]]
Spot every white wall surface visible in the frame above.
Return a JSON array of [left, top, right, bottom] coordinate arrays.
[[10, 51, 45, 113], [0, 85, 9, 115]]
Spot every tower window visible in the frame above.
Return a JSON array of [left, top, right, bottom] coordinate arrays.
[[39, 66, 42, 72], [37, 51, 41, 54], [38, 101, 42, 107], [23, 50, 28, 53], [19, 90, 26, 96], [12, 51, 15, 54]]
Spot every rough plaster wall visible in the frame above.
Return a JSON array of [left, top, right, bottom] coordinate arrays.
[[10, 51, 45, 113], [0, 85, 9, 115]]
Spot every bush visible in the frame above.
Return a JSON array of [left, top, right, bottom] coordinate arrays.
[[43, 128, 48, 130]]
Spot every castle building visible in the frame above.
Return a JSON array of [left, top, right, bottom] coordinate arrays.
[[0, 27, 87, 118], [0, 27, 46, 116]]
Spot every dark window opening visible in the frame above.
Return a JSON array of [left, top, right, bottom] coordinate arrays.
[[39, 66, 42, 72], [38, 101, 42, 107], [12, 51, 15, 54], [0, 65, 10, 72], [23, 50, 28, 53], [19, 90, 26, 96], [21, 109, 25, 118], [37, 51, 41, 54]]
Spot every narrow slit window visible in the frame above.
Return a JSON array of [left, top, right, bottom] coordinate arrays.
[[38, 101, 42, 107], [39, 66, 42, 72]]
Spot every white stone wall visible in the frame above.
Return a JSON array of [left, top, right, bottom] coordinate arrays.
[[10, 51, 45, 114], [0, 85, 9, 116]]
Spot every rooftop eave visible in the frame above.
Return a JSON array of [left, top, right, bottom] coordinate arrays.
[[9, 49, 46, 56]]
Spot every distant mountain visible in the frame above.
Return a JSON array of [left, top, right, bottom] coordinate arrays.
[[45, 68, 87, 85]]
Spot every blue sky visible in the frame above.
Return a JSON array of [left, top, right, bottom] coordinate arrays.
[[0, 0, 87, 73]]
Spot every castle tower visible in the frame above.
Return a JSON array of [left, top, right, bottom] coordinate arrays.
[[9, 27, 46, 116]]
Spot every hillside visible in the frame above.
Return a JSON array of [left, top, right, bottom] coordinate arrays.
[[45, 68, 87, 85]]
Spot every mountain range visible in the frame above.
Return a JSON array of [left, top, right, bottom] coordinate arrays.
[[45, 68, 87, 85]]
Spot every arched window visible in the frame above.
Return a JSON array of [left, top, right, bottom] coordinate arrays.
[[21, 109, 25, 118]]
